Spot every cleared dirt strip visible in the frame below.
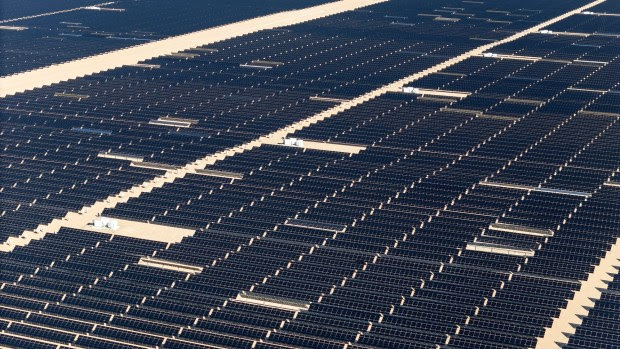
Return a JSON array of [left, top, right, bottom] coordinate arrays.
[[0, 0, 386, 97], [0, 0, 606, 252], [536, 237, 620, 348]]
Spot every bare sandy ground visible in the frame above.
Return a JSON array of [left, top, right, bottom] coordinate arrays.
[[62, 217, 196, 243]]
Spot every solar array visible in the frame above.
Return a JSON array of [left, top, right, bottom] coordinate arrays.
[[0, 1, 619, 349], [0, 0, 337, 76]]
